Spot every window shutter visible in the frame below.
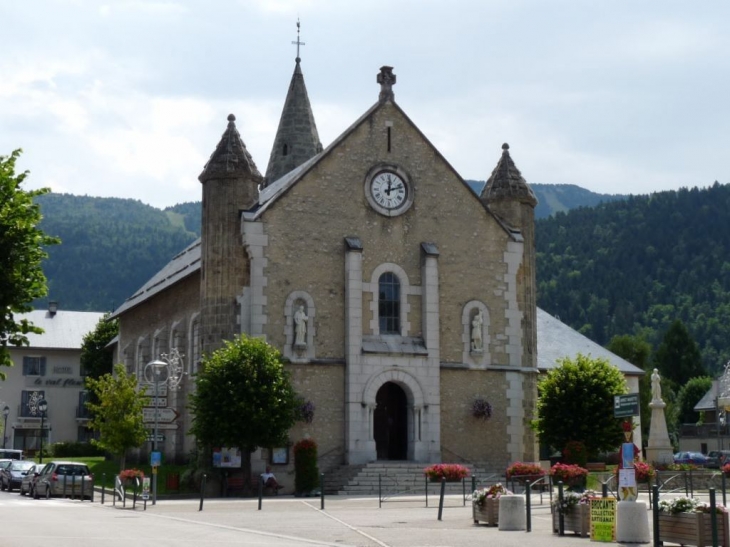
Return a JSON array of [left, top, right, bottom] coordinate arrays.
[[40, 357, 47, 376], [23, 357, 29, 376]]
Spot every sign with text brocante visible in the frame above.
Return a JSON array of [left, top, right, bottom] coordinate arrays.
[[590, 497, 617, 541]]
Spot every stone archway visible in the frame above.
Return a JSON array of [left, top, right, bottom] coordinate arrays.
[[374, 382, 408, 460]]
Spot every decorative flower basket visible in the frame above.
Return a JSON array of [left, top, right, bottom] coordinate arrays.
[[658, 512, 730, 547], [550, 463, 588, 491], [473, 498, 499, 526], [506, 462, 546, 486], [424, 463, 469, 482], [552, 503, 591, 537]]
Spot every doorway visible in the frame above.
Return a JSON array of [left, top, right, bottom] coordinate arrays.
[[374, 382, 408, 460]]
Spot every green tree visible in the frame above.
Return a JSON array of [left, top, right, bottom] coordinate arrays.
[[653, 319, 705, 388], [676, 376, 713, 425], [190, 335, 299, 489], [534, 354, 627, 456], [80, 315, 118, 379], [85, 363, 148, 469], [0, 150, 60, 377]]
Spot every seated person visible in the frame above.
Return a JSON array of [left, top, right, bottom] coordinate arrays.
[[260, 466, 282, 491]]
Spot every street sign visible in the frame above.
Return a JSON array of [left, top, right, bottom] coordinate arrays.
[[150, 451, 162, 467], [614, 393, 640, 418], [146, 434, 165, 442], [139, 383, 168, 396], [142, 397, 168, 408], [143, 407, 180, 423]]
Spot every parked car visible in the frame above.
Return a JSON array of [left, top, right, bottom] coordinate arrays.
[[0, 460, 12, 474], [673, 451, 708, 465], [0, 460, 36, 492], [0, 449, 23, 460], [705, 450, 730, 469], [19, 464, 42, 496], [33, 461, 94, 499]]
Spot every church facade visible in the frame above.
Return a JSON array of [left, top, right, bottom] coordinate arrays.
[[111, 61, 540, 473]]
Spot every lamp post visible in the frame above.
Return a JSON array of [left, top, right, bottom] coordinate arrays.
[[38, 399, 48, 464], [2, 405, 9, 449]]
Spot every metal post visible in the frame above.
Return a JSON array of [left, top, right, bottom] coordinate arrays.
[[526, 481, 532, 532], [710, 488, 718, 547], [39, 410, 45, 464], [320, 473, 325, 510], [425, 475, 428, 508], [101, 473, 106, 504], [258, 476, 263, 510], [437, 477, 446, 521], [652, 485, 660, 547], [723, 471, 727, 507], [379, 474, 382, 509], [199, 474, 206, 511], [153, 373, 159, 506], [602, 481, 608, 498], [558, 481, 565, 536], [2, 406, 8, 449]]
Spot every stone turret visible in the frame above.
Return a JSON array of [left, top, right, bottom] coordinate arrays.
[[264, 58, 323, 186], [198, 114, 262, 356]]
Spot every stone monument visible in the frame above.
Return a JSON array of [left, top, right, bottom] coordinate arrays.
[[645, 368, 674, 465]]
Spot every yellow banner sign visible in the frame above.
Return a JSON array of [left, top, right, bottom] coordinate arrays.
[[590, 497, 617, 542]]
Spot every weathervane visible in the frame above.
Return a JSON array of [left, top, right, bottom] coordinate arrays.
[[292, 18, 305, 61]]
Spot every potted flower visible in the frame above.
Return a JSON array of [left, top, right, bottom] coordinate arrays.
[[424, 463, 470, 482], [551, 490, 598, 537], [118, 468, 145, 489], [505, 462, 545, 485], [658, 496, 730, 547], [473, 483, 511, 526], [550, 463, 588, 491]]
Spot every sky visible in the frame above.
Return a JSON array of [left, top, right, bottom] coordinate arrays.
[[2, 1, 729, 209]]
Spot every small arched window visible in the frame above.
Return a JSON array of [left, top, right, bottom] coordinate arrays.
[[378, 272, 400, 334], [282, 144, 289, 156]]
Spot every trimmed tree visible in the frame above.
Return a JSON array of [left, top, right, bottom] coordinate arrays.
[[85, 363, 148, 469], [534, 354, 627, 457], [189, 335, 299, 491], [0, 149, 60, 377]]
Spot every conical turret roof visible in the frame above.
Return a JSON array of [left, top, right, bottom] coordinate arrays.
[[481, 143, 537, 207], [199, 114, 262, 183], [264, 58, 323, 186]]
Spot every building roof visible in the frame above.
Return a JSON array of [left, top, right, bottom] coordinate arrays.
[[694, 380, 719, 412], [109, 238, 201, 319], [14, 309, 105, 350], [481, 143, 538, 207], [264, 58, 322, 185], [536, 308, 644, 375], [198, 114, 262, 184]]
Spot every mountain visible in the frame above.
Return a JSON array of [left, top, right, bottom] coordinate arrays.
[[536, 181, 730, 373]]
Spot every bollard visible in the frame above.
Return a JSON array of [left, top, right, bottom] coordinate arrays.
[[320, 473, 325, 510], [710, 488, 718, 547], [602, 481, 608, 498], [199, 474, 206, 511], [526, 481, 532, 532], [462, 477, 466, 507], [723, 472, 727, 508], [102, 473, 106, 504], [379, 474, 382, 509], [81, 475, 85, 501], [258, 476, 263, 510], [425, 475, 428, 508], [558, 481, 565, 536], [652, 485, 660, 547], [133, 478, 138, 509], [437, 477, 446, 521], [63, 474, 68, 498]]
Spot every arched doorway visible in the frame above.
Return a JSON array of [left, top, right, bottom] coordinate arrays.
[[374, 382, 408, 460]]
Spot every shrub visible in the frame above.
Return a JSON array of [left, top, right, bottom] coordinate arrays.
[[423, 463, 470, 481], [505, 462, 545, 479], [51, 441, 105, 458], [562, 440, 588, 467], [294, 438, 319, 494]]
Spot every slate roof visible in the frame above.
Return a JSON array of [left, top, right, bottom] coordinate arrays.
[[481, 143, 537, 207], [109, 238, 201, 319], [198, 114, 262, 184], [13, 310, 105, 350], [537, 308, 644, 375], [695, 381, 719, 412]]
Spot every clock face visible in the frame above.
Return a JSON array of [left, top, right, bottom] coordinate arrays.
[[370, 171, 408, 210]]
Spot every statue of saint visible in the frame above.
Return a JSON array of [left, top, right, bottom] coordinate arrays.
[[651, 368, 662, 401], [471, 309, 483, 352], [294, 305, 308, 346]]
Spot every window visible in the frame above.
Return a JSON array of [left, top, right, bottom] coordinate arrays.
[[77, 392, 90, 419], [22, 356, 46, 376], [20, 390, 46, 418], [378, 272, 401, 334]]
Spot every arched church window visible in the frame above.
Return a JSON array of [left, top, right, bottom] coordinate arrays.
[[379, 272, 400, 334], [283, 143, 289, 156]]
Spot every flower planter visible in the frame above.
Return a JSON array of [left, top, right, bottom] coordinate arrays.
[[473, 498, 499, 526], [552, 504, 590, 537], [658, 512, 730, 547]]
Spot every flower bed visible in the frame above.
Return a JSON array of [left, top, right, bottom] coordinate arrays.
[[550, 463, 588, 489], [423, 463, 469, 482], [551, 490, 598, 537], [505, 462, 545, 482], [473, 483, 511, 526], [658, 497, 730, 547]]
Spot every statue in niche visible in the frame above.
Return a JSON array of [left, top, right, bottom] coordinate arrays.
[[651, 368, 662, 402], [471, 309, 483, 352], [294, 305, 308, 347]]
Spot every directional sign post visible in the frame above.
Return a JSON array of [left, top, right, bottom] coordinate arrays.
[[143, 407, 180, 424], [614, 393, 640, 418]]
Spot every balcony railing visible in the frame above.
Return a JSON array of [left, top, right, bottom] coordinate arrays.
[[680, 423, 730, 437]]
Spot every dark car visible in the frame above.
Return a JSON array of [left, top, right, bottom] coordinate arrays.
[[674, 451, 708, 466], [33, 461, 94, 499], [706, 450, 730, 469], [0, 460, 36, 492], [19, 463, 42, 496]]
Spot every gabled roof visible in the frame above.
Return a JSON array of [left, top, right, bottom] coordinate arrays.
[[537, 308, 644, 375], [12, 310, 105, 350], [264, 59, 322, 185], [109, 238, 201, 319], [695, 381, 719, 412]]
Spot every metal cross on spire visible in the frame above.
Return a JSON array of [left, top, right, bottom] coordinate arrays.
[[292, 18, 305, 62]]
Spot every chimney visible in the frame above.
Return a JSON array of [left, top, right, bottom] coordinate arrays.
[[48, 301, 58, 316]]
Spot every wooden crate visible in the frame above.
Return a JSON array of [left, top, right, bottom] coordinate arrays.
[[473, 498, 499, 526], [659, 512, 730, 547], [552, 504, 591, 537]]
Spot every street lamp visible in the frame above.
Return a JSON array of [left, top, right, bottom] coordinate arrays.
[[2, 405, 9, 449], [144, 348, 185, 506], [38, 399, 48, 464]]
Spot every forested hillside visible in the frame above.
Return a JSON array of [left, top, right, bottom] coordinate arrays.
[[35, 194, 198, 312], [536, 181, 730, 373]]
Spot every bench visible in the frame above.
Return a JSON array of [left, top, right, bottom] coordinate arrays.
[[586, 462, 607, 472], [225, 475, 280, 496], [226, 476, 246, 497]]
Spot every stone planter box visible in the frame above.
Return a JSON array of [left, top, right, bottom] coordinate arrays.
[[552, 503, 590, 537], [473, 498, 499, 526], [658, 512, 730, 547]]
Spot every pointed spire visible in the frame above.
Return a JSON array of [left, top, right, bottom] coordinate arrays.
[[264, 22, 323, 186], [481, 143, 537, 207], [199, 114, 262, 183]]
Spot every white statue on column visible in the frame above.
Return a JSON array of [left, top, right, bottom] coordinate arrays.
[[646, 367, 673, 465], [471, 309, 483, 352], [651, 368, 662, 402], [294, 305, 308, 347]]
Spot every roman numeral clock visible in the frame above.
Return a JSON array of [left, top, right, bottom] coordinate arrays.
[[365, 166, 414, 217]]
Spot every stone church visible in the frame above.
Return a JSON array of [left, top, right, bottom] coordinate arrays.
[[110, 57, 540, 474]]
